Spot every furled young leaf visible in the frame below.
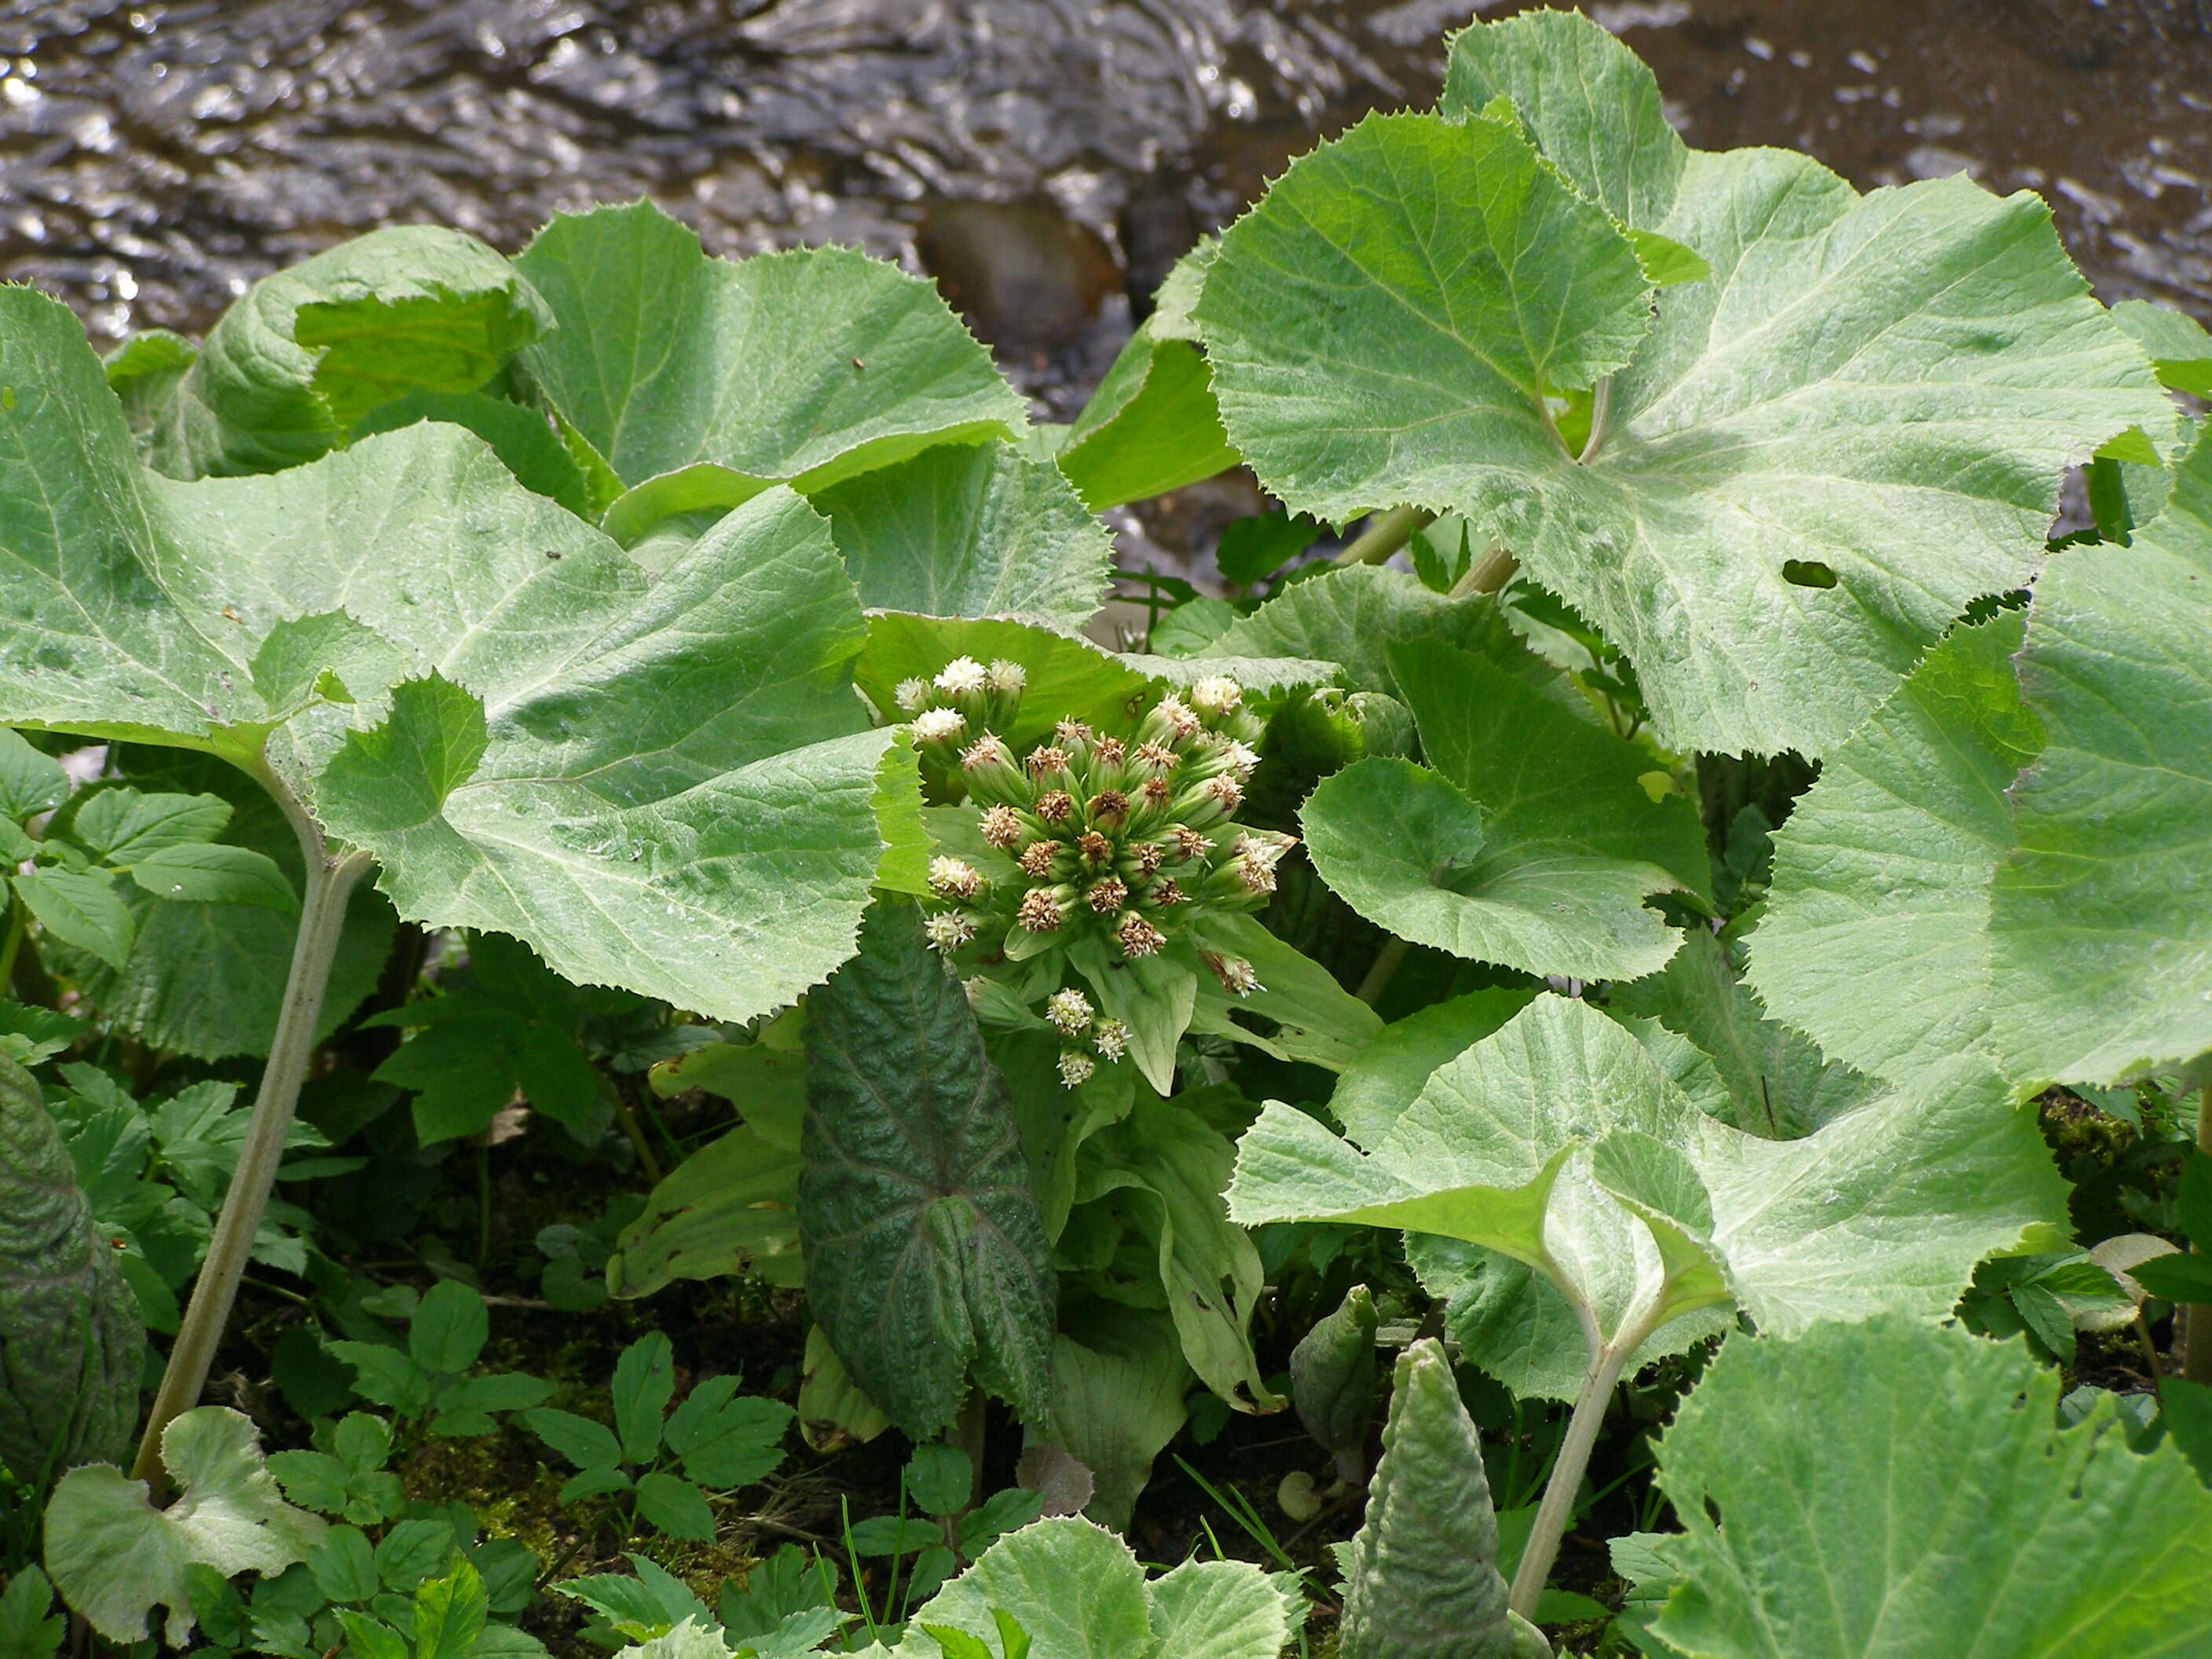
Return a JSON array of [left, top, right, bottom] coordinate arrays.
[[43, 1407, 327, 1645], [1339, 1339, 1522, 1659], [1229, 996, 2067, 1368], [1747, 614, 2040, 1086], [513, 201, 1026, 537], [1302, 639, 1706, 981], [606, 1125, 804, 1298], [799, 899, 1056, 1441], [810, 439, 1111, 632], [145, 225, 552, 479], [894, 1518, 1288, 1659], [1, 287, 908, 1031], [1618, 928, 1879, 1136], [1988, 434, 2212, 1084], [1194, 30, 2173, 754], [1645, 1319, 2212, 1658], [1289, 1284, 1379, 1464]]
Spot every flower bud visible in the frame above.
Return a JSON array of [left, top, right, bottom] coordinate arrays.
[[1054, 718, 1095, 749], [1057, 1049, 1097, 1089], [927, 856, 983, 901], [1086, 789, 1131, 830], [1132, 740, 1179, 775], [1025, 743, 1076, 793], [1114, 911, 1167, 960], [1138, 694, 1203, 747], [1076, 830, 1115, 869], [1170, 773, 1243, 829], [1045, 987, 1095, 1036]]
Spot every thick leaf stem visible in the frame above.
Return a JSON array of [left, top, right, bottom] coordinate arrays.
[[0, 892, 22, 991], [131, 799, 371, 1485], [1355, 937, 1411, 1008], [1334, 505, 1437, 568], [2188, 1081, 2212, 1385], [1508, 1316, 1653, 1619], [1577, 378, 1614, 464]]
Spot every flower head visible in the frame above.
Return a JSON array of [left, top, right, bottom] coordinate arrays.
[[1091, 1019, 1130, 1063], [936, 657, 990, 697], [925, 911, 979, 953], [1086, 876, 1129, 914], [1057, 1049, 1097, 1089], [1045, 987, 1095, 1036], [911, 706, 966, 745], [895, 678, 931, 713], [985, 659, 1026, 695], [927, 856, 983, 901], [1017, 887, 1067, 933], [1016, 839, 1064, 879], [1114, 911, 1166, 959], [1189, 676, 1243, 720], [1035, 789, 1075, 826], [980, 804, 1024, 848]]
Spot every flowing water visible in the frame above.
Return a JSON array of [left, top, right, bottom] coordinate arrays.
[[4, 1, 2207, 448]]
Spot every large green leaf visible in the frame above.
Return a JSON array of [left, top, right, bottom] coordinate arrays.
[[1300, 639, 1707, 981], [1746, 614, 2039, 1086], [51, 750, 397, 1060], [142, 226, 551, 480], [1440, 9, 1686, 233], [1196, 111, 1652, 525], [1201, 566, 1517, 701], [1644, 1319, 2212, 1659], [1229, 996, 2067, 1369], [0, 285, 905, 1028], [1059, 244, 1238, 511], [892, 1518, 1288, 1659], [1194, 32, 2172, 755], [1618, 928, 1879, 1136], [512, 202, 1027, 537], [605, 1125, 804, 1298], [0, 1052, 144, 1477], [809, 439, 1110, 632], [1988, 435, 2212, 1083], [43, 1406, 326, 1645], [799, 899, 1056, 1442]]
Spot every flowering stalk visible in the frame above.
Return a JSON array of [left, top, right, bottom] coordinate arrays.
[[899, 662, 1291, 1086]]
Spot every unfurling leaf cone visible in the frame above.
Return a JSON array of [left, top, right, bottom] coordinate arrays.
[[1290, 1283, 1379, 1476]]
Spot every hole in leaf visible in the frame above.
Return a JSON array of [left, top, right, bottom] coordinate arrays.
[[1782, 560, 1837, 589]]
